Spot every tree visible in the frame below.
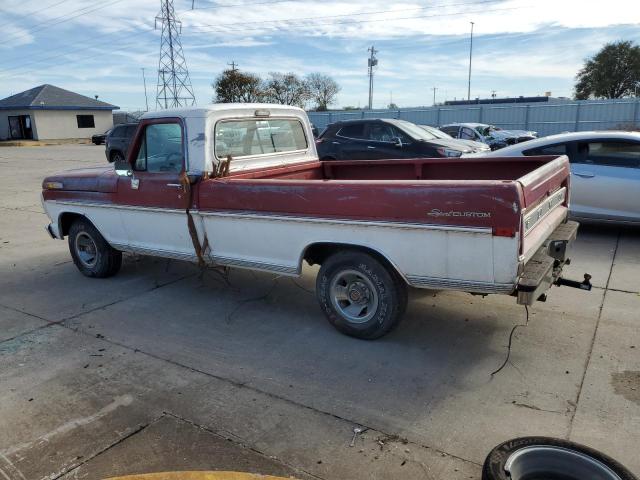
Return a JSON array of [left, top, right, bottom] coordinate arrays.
[[387, 103, 399, 109], [306, 73, 341, 111], [212, 69, 264, 103], [574, 41, 640, 99], [263, 72, 310, 107]]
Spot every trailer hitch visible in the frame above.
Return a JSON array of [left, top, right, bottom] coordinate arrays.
[[555, 273, 592, 291]]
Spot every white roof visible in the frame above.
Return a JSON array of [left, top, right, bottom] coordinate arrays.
[[141, 103, 306, 120]]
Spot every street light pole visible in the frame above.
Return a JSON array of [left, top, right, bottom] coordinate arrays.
[[432, 86, 438, 106], [467, 21, 474, 101]]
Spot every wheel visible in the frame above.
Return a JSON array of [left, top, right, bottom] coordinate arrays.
[[316, 250, 408, 339], [483, 437, 636, 480], [68, 218, 122, 278], [110, 151, 124, 163]]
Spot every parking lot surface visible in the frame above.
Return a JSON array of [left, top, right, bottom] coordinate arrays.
[[0, 144, 639, 479]]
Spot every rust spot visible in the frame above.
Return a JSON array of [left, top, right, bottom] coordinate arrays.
[[611, 371, 640, 405]]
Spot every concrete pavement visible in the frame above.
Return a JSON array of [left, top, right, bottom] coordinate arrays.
[[0, 145, 638, 480]]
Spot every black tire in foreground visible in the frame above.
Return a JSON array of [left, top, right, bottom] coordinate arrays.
[[483, 437, 637, 480], [316, 250, 408, 340], [68, 218, 122, 278]]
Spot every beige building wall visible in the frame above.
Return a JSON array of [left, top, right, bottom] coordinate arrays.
[[0, 110, 39, 140], [31, 109, 113, 140]]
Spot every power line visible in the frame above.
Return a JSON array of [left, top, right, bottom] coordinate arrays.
[[0, 3, 527, 79], [0, 0, 72, 20], [4, 0, 128, 44]]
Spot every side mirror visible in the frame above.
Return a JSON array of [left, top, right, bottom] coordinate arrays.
[[114, 160, 132, 176], [393, 137, 403, 148]]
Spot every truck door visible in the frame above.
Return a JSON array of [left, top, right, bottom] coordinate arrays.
[[571, 139, 640, 222], [115, 119, 195, 259]]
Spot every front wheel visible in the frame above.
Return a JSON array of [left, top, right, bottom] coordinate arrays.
[[68, 218, 122, 278], [316, 251, 407, 339]]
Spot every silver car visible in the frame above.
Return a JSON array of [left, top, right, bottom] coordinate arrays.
[[471, 131, 640, 225], [419, 125, 490, 153]]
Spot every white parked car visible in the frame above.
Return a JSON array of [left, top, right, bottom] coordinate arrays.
[[472, 131, 640, 225]]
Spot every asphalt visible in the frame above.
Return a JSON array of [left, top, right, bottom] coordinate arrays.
[[0, 144, 638, 480]]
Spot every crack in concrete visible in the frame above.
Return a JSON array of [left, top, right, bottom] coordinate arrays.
[[49, 415, 162, 480], [162, 412, 325, 480], [61, 322, 482, 469], [566, 229, 621, 439]]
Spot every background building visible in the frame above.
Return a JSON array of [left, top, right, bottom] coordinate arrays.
[[0, 84, 118, 140]]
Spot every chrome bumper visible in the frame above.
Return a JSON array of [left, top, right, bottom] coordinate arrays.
[[516, 220, 585, 305]]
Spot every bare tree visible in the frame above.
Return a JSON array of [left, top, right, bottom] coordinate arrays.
[[263, 72, 310, 107], [306, 73, 341, 111]]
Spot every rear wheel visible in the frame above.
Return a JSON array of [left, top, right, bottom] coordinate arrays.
[[68, 218, 122, 278], [316, 251, 407, 339]]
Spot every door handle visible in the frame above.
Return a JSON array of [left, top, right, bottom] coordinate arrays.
[[574, 172, 595, 178], [367, 146, 376, 149], [166, 183, 183, 188]]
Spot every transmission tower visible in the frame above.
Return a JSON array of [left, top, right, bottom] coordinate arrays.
[[155, 0, 196, 109]]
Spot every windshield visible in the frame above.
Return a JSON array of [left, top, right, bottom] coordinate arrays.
[[475, 125, 498, 136], [395, 121, 439, 140], [421, 125, 451, 139]]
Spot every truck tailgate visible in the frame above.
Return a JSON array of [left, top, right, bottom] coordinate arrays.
[[518, 155, 571, 262]]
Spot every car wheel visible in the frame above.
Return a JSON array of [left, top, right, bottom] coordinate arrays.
[[316, 250, 407, 339], [68, 218, 122, 278], [483, 437, 637, 480], [111, 151, 124, 163]]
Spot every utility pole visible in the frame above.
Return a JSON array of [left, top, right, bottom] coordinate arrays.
[[367, 45, 378, 110], [155, 0, 196, 109], [491, 90, 497, 99], [228, 61, 238, 72], [141, 67, 149, 111], [432, 86, 438, 106], [467, 21, 474, 101]]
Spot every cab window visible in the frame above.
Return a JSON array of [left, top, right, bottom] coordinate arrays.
[[337, 123, 365, 139], [575, 141, 640, 169], [134, 123, 183, 173], [215, 118, 307, 159], [367, 123, 396, 142]]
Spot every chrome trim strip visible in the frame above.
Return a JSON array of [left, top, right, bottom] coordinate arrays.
[[406, 275, 515, 294], [111, 243, 198, 262], [211, 255, 298, 275], [199, 210, 492, 234], [523, 187, 566, 234], [47, 200, 186, 215]]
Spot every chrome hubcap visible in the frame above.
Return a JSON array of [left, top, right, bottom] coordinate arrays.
[[75, 232, 98, 267], [330, 269, 378, 324], [504, 446, 623, 480]]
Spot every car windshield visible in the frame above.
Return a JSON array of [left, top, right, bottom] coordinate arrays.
[[421, 125, 451, 139], [395, 121, 438, 140], [475, 125, 497, 136]]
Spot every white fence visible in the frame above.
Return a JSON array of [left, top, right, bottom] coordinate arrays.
[[307, 99, 640, 137]]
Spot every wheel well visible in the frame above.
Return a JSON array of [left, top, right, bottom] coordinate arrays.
[[303, 242, 403, 280], [58, 212, 85, 237]]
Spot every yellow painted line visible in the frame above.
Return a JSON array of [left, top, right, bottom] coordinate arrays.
[[105, 471, 297, 480]]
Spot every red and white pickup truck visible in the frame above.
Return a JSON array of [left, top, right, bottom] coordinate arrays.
[[42, 104, 590, 339]]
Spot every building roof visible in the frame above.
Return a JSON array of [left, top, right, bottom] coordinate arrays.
[[0, 84, 119, 111]]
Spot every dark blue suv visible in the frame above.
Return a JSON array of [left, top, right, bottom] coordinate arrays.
[[316, 119, 479, 160]]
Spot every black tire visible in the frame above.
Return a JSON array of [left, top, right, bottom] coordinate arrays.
[[316, 250, 407, 339], [483, 437, 637, 480], [110, 151, 124, 163], [68, 218, 122, 278]]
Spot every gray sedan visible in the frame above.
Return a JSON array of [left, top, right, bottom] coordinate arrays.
[[470, 131, 640, 225]]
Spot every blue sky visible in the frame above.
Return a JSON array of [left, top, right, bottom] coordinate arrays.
[[1, 0, 639, 111]]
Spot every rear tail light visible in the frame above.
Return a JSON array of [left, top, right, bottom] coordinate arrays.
[[493, 227, 516, 237]]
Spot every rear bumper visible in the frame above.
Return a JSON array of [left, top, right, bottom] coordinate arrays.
[[516, 220, 579, 305]]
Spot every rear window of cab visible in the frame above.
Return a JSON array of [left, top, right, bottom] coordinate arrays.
[[214, 118, 307, 159]]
